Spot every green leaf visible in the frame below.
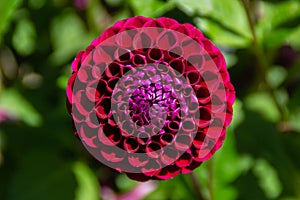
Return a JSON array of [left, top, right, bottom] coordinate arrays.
[[244, 92, 281, 123], [286, 25, 300, 48], [288, 112, 300, 133], [115, 174, 138, 193], [222, 50, 238, 68], [50, 9, 93, 66], [229, 98, 244, 130], [144, 175, 194, 200], [174, 0, 251, 47], [7, 150, 76, 200], [257, 1, 300, 32], [0, 89, 42, 126], [12, 18, 36, 56], [266, 66, 288, 88], [235, 110, 300, 197], [234, 170, 268, 200], [253, 159, 282, 199], [129, 0, 173, 17], [73, 162, 100, 200], [196, 18, 251, 48], [209, 0, 251, 38], [214, 131, 254, 200], [170, 0, 214, 16], [215, 132, 252, 183], [287, 85, 300, 132], [256, 1, 300, 46], [289, 85, 300, 111], [57, 74, 69, 90], [28, 0, 46, 10], [0, 0, 22, 43], [263, 29, 294, 49]]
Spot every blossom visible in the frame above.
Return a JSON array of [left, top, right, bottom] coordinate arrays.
[[66, 16, 235, 181], [0, 109, 15, 123]]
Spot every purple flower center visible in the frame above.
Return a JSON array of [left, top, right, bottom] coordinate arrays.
[[129, 83, 177, 128]]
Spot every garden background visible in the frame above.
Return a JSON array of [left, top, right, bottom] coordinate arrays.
[[1, 0, 300, 199]]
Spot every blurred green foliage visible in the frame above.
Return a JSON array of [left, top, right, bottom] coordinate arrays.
[[0, 0, 300, 199]]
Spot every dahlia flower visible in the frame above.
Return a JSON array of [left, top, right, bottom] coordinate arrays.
[[66, 16, 235, 181]]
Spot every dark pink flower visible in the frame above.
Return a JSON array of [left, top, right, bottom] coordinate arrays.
[[67, 16, 235, 181], [74, 0, 90, 10], [0, 109, 16, 123]]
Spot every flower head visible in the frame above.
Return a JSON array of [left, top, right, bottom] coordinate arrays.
[[66, 16, 235, 181]]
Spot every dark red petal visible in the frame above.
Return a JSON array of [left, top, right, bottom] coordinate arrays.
[[126, 173, 151, 182], [175, 152, 192, 168], [155, 165, 180, 180]]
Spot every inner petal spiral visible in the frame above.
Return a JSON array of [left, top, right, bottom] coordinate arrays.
[[129, 82, 178, 129]]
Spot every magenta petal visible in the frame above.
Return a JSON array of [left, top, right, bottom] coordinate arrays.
[[157, 17, 178, 28], [72, 51, 84, 72], [124, 16, 148, 28]]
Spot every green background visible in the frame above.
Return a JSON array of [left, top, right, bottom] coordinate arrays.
[[1, 0, 300, 199]]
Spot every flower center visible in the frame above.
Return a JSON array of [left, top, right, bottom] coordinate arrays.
[[129, 83, 176, 127]]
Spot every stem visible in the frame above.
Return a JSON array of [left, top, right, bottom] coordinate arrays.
[[241, 0, 257, 44], [189, 172, 206, 200], [241, 0, 287, 121], [207, 160, 214, 200]]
